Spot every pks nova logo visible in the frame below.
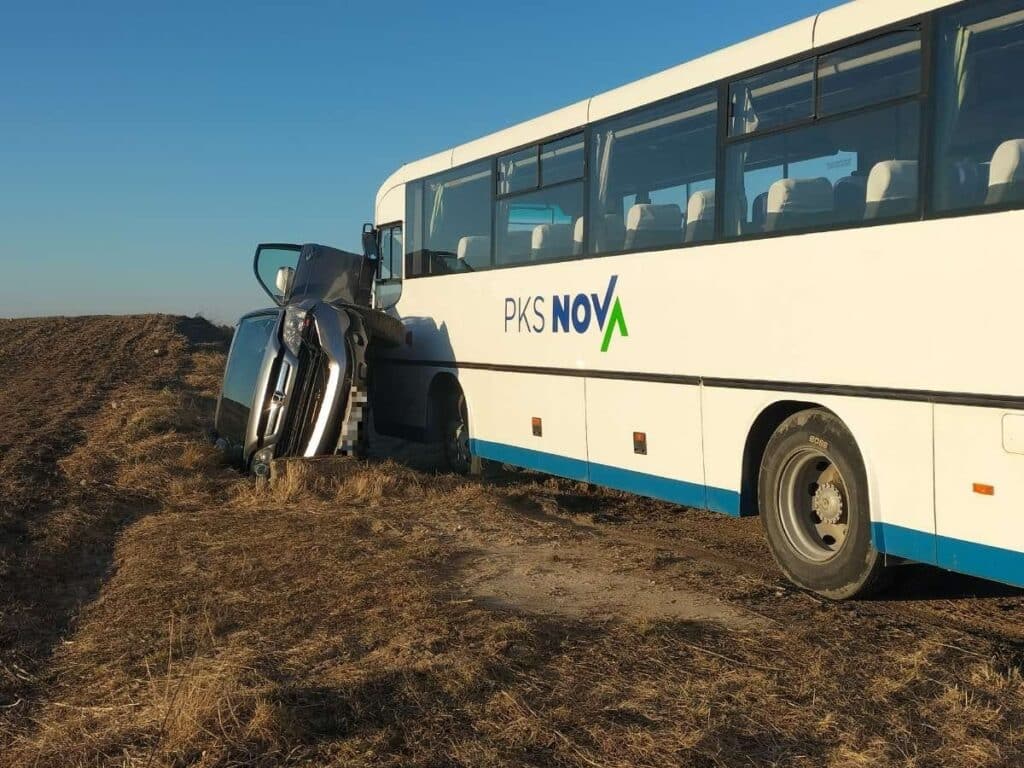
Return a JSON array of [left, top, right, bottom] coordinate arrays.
[[504, 275, 628, 352]]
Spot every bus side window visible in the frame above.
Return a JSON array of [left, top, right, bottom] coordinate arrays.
[[933, 0, 1024, 212]]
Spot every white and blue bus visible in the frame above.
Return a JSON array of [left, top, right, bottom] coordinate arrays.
[[367, 0, 1024, 599]]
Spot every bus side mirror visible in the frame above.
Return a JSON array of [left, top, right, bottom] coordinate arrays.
[[362, 224, 379, 262]]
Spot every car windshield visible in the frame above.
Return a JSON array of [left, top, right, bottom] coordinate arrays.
[[217, 312, 279, 448]]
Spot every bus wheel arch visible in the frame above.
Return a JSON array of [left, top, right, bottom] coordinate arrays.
[[740, 400, 822, 518], [427, 372, 461, 440], [427, 373, 481, 475]]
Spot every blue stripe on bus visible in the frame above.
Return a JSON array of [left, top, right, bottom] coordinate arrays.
[[470, 440, 590, 481], [469, 439, 742, 517], [873, 522, 1024, 587], [870, 522, 938, 565]]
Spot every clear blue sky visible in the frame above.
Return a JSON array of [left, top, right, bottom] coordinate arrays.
[[1, 0, 831, 323]]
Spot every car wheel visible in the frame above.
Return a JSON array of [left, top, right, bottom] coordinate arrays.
[[758, 408, 887, 600]]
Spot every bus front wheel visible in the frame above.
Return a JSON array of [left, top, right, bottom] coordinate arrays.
[[758, 408, 887, 600], [442, 392, 482, 476]]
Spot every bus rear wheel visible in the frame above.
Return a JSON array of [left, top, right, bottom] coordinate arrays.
[[758, 408, 887, 600]]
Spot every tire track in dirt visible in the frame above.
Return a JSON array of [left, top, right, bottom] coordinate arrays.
[[490, 478, 1024, 651]]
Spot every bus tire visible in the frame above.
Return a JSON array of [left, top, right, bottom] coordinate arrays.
[[442, 393, 483, 476], [758, 408, 887, 600]]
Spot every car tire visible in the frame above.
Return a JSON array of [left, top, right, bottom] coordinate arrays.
[[758, 408, 887, 600]]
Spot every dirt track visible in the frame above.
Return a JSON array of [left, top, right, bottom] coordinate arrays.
[[2, 315, 1024, 767]]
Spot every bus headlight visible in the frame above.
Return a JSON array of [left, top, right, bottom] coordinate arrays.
[[281, 307, 309, 356]]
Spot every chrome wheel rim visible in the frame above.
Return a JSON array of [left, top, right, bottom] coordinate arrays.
[[777, 447, 850, 563]]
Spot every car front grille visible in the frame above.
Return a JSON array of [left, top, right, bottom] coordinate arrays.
[[276, 329, 330, 459]]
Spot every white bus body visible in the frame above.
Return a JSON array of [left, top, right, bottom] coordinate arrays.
[[369, 0, 1024, 596]]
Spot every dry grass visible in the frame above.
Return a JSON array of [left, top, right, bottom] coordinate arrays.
[[3, 315, 1024, 767], [234, 457, 482, 509]]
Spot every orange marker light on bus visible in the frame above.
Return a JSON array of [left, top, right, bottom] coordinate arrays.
[[973, 483, 995, 496]]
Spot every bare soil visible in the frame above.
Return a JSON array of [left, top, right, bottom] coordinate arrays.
[[2, 315, 1024, 767]]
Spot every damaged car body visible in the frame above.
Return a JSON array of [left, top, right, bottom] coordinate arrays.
[[214, 240, 401, 475]]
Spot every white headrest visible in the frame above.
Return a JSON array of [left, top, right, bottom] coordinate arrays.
[[989, 140, 1024, 187], [767, 178, 834, 215], [573, 217, 585, 244], [626, 203, 683, 232], [457, 235, 490, 262], [866, 161, 918, 204], [686, 190, 715, 222], [531, 223, 572, 251]]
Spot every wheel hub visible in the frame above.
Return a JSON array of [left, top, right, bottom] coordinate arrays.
[[811, 481, 844, 525]]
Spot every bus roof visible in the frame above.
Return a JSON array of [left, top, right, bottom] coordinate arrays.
[[376, 0, 957, 210]]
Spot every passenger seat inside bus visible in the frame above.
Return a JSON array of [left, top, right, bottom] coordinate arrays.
[[531, 224, 573, 261], [751, 192, 769, 233], [499, 230, 533, 264], [834, 175, 868, 222], [986, 139, 1024, 205], [456, 236, 490, 269], [573, 217, 584, 255], [575, 214, 627, 254], [624, 203, 683, 250], [765, 178, 834, 232], [685, 190, 715, 243], [864, 161, 918, 220]]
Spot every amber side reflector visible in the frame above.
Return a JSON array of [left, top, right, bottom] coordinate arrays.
[[973, 483, 995, 496], [633, 431, 647, 455], [532, 417, 542, 437]]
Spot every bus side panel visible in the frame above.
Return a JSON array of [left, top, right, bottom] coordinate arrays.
[[584, 379, 706, 509], [934, 405, 1024, 586], [702, 387, 936, 560], [468, 371, 589, 481]]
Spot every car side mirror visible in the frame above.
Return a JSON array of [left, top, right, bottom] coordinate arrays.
[[275, 266, 295, 296]]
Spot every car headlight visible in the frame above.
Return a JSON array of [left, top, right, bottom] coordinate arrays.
[[281, 307, 309, 356]]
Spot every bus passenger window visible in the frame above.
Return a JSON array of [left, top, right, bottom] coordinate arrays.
[[933, 0, 1024, 212], [729, 60, 814, 137], [817, 31, 921, 117], [724, 102, 921, 236], [495, 134, 584, 266], [422, 160, 493, 273], [589, 87, 718, 253], [495, 185, 582, 265], [724, 30, 923, 238]]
